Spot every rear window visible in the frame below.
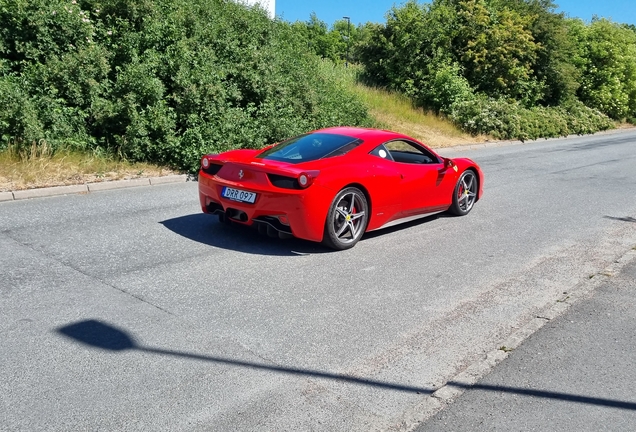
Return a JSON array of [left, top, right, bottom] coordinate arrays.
[[257, 133, 362, 164]]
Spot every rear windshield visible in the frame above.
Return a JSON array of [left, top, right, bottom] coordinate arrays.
[[257, 133, 362, 164]]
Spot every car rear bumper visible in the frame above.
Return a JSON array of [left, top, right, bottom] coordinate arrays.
[[198, 172, 330, 242]]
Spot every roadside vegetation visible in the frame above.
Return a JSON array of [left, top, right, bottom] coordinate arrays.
[[301, 0, 635, 140], [1, 0, 635, 190], [0, 0, 371, 181], [338, 66, 482, 146]]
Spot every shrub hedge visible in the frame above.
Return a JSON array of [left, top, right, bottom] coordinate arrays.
[[0, 0, 372, 171], [449, 97, 614, 141]]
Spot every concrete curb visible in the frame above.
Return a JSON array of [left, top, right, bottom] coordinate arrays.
[[87, 178, 150, 192], [13, 184, 89, 201], [2, 174, 188, 202], [149, 175, 188, 185]]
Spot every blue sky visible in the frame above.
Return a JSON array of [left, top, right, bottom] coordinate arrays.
[[275, 0, 636, 26]]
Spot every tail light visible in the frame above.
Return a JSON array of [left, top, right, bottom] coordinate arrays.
[[298, 173, 310, 188], [297, 171, 319, 189], [201, 155, 223, 175]]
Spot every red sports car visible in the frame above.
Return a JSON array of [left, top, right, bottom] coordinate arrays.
[[198, 127, 483, 250]]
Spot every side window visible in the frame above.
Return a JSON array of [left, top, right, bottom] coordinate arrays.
[[384, 140, 438, 164], [369, 144, 394, 161]]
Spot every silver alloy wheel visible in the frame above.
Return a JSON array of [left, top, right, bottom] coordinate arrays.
[[457, 171, 477, 212], [332, 191, 366, 244]]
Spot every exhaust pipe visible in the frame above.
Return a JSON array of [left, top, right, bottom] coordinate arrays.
[[226, 208, 248, 222]]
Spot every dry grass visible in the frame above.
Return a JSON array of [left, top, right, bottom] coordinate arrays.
[[0, 145, 178, 192], [351, 83, 488, 148]]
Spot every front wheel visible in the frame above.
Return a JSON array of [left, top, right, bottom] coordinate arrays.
[[449, 170, 478, 216], [322, 187, 369, 250]]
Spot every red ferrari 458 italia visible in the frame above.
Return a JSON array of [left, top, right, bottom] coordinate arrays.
[[198, 127, 483, 250]]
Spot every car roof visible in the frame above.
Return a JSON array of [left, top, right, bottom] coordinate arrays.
[[314, 126, 407, 142]]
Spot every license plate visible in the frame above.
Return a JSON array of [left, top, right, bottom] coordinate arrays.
[[221, 187, 257, 204]]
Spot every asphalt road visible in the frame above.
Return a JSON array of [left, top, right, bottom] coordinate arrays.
[[416, 251, 636, 432], [2, 130, 636, 431]]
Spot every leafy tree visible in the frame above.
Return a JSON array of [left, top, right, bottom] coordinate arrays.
[[494, 0, 581, 105], [356, 0, 617, 137], [359, 0, 542, 109], [304, 13, 342, 62], [453, 0, 540, 102], [569, 18, 636, 119], [291, 14, 369, 65], [358, 1, 432, 96]]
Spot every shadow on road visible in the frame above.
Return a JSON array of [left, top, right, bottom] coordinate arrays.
[[56, 319, 434, 394], [160, 213, 330, 256], [56, 319, 636, 410], [604, 215, 636, 223], [363, 213, 445, 240], [160, 212, 445, 255], [447, 382, 636, 411]]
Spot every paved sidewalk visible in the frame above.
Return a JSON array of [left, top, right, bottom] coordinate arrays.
[[416, 249, 636, 431]]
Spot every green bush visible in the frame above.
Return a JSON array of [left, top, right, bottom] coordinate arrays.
[[0, 0, 372, 171], [418, 60, 475, 114], [450, 97, 614, 141], [569, 18, 636, 120], [0, 76, 44, 151]]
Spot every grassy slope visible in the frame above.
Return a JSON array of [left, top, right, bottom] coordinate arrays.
[[350, 83, 485, 147], [0, 145, 177, 192]]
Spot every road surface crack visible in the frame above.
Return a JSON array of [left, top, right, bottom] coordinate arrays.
[[2, 231, 175, 315]]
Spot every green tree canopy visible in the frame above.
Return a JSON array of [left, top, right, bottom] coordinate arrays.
[[358, 0, 597, 110], [569, 18, 636, 120]]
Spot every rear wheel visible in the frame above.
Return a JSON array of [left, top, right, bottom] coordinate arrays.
[[322, 187, 369, 250], [449, 170, 477, 216]]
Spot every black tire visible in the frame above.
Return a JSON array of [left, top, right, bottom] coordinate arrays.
[[322, 187, 369, 250], [449, 170, 478, 216]]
